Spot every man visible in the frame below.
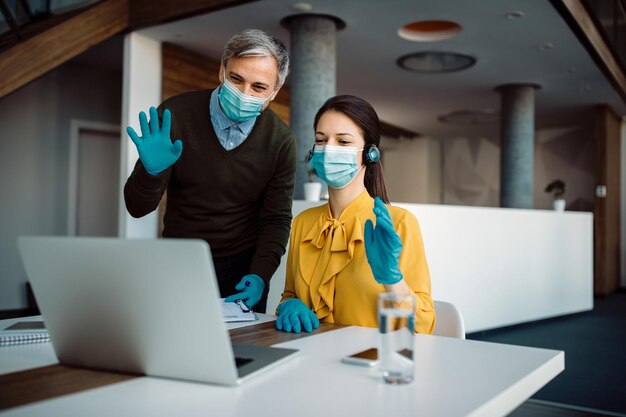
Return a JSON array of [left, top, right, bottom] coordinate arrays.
[[124, 29, 295, 313]]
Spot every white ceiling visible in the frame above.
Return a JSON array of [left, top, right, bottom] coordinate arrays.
[[138, 0, 626, 139]]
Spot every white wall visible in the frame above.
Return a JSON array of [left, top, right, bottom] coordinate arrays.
[[0, 63, 122, 310], [118, 33, 162, 239], [442, 136, 500, 206], [268, 201, 594, 332], [534, 125, 595, 211], [381, 135, 441, 204], [440, 122, 595, 211]]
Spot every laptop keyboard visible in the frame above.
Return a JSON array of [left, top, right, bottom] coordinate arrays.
[[235, 356, 253, 368]]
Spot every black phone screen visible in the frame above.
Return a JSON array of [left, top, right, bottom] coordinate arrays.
[[350, 347, 378, 360]]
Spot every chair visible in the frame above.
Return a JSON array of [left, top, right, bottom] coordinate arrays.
[[433, 300, 465, 339]]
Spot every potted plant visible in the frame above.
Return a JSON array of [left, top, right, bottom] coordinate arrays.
[[544, 179, 566, 211], [303, 167, 322, 202]]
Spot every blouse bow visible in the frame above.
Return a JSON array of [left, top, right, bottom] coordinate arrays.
[[298, 205, 367, 322]]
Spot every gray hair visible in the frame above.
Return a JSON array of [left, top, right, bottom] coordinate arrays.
[[222, 29, 290, 88]]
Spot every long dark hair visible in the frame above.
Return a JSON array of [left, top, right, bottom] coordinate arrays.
[[313, 95, 390, 203]]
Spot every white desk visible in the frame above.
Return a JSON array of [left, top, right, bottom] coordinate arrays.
[[0, 316, 563, 417]]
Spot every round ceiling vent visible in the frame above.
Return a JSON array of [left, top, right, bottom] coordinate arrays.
[[398, 20, 462, 42], [397, 51, 476, 73]]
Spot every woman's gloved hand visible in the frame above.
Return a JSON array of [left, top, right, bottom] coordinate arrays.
[[127, 107, 183, 176], [364, 197, 403, 285], [275, 298, 320, 333]]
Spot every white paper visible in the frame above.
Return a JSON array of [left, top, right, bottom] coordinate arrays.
[[220, 299, 257, 322]]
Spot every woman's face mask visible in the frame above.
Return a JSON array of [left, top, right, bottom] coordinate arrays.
[[309, 145, 364, 189], [218, 71, 272, 123]]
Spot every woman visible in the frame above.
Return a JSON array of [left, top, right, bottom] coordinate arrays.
[[276, 95, 435, 334]]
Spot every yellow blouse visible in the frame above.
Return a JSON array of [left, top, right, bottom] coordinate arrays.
[[281, 190, 435, 334]]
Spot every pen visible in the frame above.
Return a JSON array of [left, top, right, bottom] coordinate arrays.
[[236, 299, 251, 313]]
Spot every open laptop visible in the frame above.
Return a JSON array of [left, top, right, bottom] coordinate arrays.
[[17, 236, 298, 385]]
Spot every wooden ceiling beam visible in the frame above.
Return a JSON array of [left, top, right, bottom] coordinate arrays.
[[128, 0, 256, 29], [0, 0, 128, 98]]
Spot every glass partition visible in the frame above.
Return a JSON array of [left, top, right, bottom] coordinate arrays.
[[585, 0, 626, 68], [0, 0, 99, 43]]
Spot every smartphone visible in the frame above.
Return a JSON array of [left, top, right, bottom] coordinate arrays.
[[341, 347, 379, 367]]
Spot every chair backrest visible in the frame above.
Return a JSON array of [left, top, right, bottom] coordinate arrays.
[[433, 300, 465, 339]]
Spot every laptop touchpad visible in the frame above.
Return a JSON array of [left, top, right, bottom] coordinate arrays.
[[232, 344, 298, 379]]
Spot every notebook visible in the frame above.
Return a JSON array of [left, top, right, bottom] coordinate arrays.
[[0, 320, 49, 346], [17, 236, 298, 385]]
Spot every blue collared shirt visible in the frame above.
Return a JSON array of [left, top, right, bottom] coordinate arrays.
[[209, 87, 257, 151]]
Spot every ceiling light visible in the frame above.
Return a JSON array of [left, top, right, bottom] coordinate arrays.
[[439, 109, 499, 125], [397, 51, 476, 73], [291, 2, 312, 12], [398, 20, 462, 42]]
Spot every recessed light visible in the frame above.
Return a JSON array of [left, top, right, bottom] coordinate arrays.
[[291, 2, 312, 12], [506, 11, 525, 19], [397, 51, 476, 73], [398, 20, 462, 42]]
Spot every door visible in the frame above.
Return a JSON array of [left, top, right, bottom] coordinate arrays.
[[68, 121, 121, 237]]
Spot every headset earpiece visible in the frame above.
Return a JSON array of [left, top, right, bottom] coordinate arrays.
[[363, 144, 380, 166]]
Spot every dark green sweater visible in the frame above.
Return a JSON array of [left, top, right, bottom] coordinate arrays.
[[124, 89, 297, 283]]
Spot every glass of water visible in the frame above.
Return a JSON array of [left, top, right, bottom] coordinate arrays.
[[377, 292, 416, 384]]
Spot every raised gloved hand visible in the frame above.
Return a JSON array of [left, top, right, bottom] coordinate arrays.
[[364, 197, 403, 285], [127, 107, 183, 176], [275, 298, 320, 333], [225, 274, 265, 309]]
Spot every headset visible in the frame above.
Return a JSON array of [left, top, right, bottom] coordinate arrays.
[[362, 144, 381, 166], [305, 144, 381, 166]]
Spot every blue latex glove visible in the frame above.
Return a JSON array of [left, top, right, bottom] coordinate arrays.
[[127, 107, 183, 175], [225, 274, 265, 309], [364, 197, 403, 285], [275, 298, 320, 333]]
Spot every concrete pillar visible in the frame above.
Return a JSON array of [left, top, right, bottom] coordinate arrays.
[[281, 14, 345, 199], [496, 84, 540, 209]]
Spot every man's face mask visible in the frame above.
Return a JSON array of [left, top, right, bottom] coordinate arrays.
[[218, 71, 272, 123], [309, 145, 364, 190]]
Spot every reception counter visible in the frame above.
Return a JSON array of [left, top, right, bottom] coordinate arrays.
[[267, 200, 593, 333]]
